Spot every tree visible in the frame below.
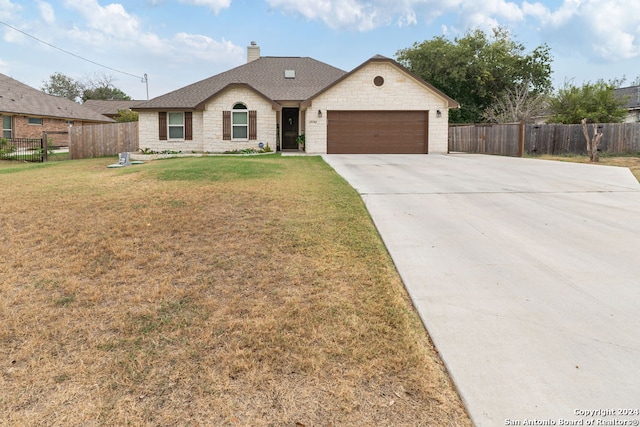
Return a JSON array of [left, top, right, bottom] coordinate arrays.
[[41, 72, 83, 102], [581, 118, 603, 162], [396, 28, 553, 123], [41, 72, 132, 103], [547, 80, 628, 124], [82, 86, 131, 102], [81, 73, 131, 102], [114, 109, 139, 122], [483, 80, 550, 123]]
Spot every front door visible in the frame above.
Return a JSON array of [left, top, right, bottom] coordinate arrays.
[[282, 108, 299, 150]]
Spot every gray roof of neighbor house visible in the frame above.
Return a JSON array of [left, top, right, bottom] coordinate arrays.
[[0, 73, 114, 122], [614, 85, 640, 110], [83, 99, 147, 116], [135, 57, 348, 110]]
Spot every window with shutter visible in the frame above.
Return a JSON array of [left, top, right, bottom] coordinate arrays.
[[223, 105, 257, 141], [232, 103, 248, 140], [168, 112, 184, 139]]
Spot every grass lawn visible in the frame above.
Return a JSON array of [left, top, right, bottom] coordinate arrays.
[[531, 153, 640, 182], [0, 155, 471, 426]]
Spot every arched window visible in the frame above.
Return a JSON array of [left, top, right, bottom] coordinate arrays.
[[232, 103, 248, 139]]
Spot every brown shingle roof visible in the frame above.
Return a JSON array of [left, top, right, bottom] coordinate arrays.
[[83, 99, 147, 116], [0, 73, 114, 122], [135, 57, 347, 110]]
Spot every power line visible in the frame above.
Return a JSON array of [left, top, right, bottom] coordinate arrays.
[[0, 19, 147, 82]]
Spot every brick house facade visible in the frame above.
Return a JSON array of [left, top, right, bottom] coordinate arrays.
[[3, 115, 86, 146], [1, 73, 113, 146]]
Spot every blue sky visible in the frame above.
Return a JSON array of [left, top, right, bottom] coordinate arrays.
[[1, 0, 639, 100]]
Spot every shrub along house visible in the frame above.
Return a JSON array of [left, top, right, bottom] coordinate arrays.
[[0, 73, 114, 147], [134, 42, 458, 154]]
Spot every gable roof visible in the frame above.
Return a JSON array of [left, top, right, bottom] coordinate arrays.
[[83, 99, 147, 116], [0, 73, 114, 122], [302, 55, 460, 109], [614, 85, 640, 110], [135, 57, 347, 110]]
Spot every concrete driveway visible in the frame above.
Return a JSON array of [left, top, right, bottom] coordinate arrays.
[[323, 154, 640, 427]]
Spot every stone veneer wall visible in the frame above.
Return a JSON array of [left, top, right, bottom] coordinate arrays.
[[303, 62, 452, 154], [138, 87, 278, 153]]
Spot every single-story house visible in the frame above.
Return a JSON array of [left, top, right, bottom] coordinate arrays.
[[614, 85, 640, 123], [134, 42, 458, 154], [0, 73, 114, 146], [83, 99, 146, 119]]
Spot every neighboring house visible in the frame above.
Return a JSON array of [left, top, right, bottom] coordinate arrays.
[[134, 43, 459, 154], [0, 73, 114, 146], [83, 99, 146, 119], [614, 85, 640, 123]]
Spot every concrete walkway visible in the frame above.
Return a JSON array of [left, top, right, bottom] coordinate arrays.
[[323, 154, 640, 427]]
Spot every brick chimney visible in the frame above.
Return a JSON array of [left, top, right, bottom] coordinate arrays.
[[247, 41, 260, 63]]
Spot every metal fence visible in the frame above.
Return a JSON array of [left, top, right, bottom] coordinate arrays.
[[0, 138, 46, 162], [449, 122, 640, 156]]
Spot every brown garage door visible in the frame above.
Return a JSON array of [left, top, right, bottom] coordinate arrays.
[[327, 110, 428, 154]]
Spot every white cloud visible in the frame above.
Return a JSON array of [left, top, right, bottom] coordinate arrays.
[[58, 0, 167, 57], [266, 0, 391, 31], [397, 7, 418, 27], [37, 1, 56, 24], [584, 0, 640, 60], [0, 0, 244, 97], [523, 0, 640, 61], [172, 33, 244, 62], [264, 0, 640, 63], [523, 0, 580, 26], [58, 0, 240, 59], [265, 0, 529, 32], [63, 0, 141, 39], [179, 0, 231, 14], [0, 0, 21, 20]]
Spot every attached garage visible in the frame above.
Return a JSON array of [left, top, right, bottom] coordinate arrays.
[[327, 110, 428, 154]]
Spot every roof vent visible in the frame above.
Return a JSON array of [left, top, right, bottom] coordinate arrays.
[[284, 70, 296, 79]]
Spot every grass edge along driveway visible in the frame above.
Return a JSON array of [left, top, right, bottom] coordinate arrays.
[[0, 155, 471, 426]]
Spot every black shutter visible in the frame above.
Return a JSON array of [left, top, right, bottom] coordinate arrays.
[[222, 111, 231, 140], [185, 112, 193, 140], [249, 110, 257, 140], [158, 112, 167, 140]]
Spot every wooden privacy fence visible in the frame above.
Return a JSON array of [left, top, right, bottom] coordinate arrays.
[[449, 122, 640, 156], [69, 122, 139, 160], [448, 123, 524, 156]]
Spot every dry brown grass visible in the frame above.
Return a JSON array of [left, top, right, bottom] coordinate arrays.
[[533, 154, 640, 182], [0, 156, 471, 426]]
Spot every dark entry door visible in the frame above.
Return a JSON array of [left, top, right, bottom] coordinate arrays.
[[282, 108, 299, 150]]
